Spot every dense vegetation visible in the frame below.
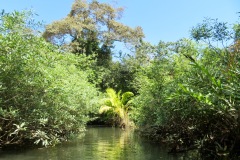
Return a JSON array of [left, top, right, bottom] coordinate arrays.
[[133, 20, 240, 158], [0, 11, 100, 148], [0, 0, 239, 159]]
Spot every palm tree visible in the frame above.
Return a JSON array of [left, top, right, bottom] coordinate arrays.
[[99, 88, 134, 128]]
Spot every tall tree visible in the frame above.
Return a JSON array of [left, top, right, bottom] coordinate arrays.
[[43, 0, 144, 64]]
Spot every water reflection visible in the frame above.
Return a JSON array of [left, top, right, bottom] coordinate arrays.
[[0, 127, 189, 160]]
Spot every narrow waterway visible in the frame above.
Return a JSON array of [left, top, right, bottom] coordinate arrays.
[[0, 127, 194, 160]]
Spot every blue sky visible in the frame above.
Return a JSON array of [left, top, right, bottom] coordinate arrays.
[[1, 0, 239, 45]]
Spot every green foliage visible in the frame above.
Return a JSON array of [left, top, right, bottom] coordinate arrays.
[[0, 11, 100, 148], [191, 18, 232, 43], [43, 0, 144, 66], [133, 19, 240, 158], [99, 61, 137, 93], [1, 7, 239, 159], [41, 0, 145, 93], [99, 88, 134, 127], [132, 39, 195, 125]]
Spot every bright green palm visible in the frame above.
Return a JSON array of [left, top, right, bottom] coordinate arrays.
[[99, 88, 134, 127]]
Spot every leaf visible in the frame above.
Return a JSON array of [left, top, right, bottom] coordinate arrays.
[[99, 105, 112, 114], [121, 91, 134, 105]]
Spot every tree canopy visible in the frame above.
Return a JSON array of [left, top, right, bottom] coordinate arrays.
[[43, 0, 144, 55]]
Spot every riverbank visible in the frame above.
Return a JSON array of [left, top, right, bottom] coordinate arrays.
[[138, 125, 240, 159]]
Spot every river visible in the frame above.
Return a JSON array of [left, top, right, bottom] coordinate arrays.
[[0, 126, 195, 160]]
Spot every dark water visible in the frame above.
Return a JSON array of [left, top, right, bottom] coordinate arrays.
[[0, 127, 195, 160]]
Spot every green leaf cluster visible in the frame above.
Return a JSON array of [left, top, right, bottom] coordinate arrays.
[[99, 88, 134, 127]]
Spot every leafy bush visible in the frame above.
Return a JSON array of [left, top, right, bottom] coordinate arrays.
[[0, 11, 100, 148], [133, 19, 240, 158]]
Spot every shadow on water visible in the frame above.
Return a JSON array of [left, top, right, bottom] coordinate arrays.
[[0, 126, 197, 160]]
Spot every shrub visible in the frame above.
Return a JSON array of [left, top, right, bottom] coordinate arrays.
[[0, 11, 99, 148]]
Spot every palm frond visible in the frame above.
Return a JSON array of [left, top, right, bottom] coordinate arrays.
[[106, 88, 117, 99], [99, 105, 112, 114], [102, 99, 113, 107], [121, 91, 134, 105]]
